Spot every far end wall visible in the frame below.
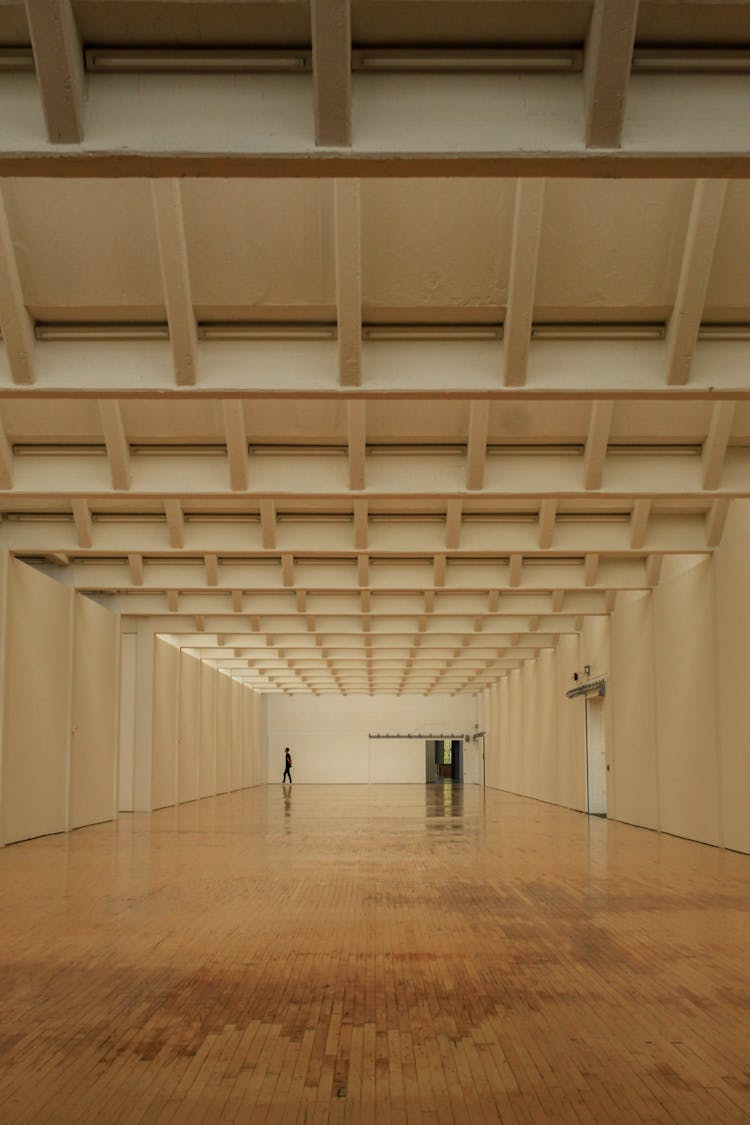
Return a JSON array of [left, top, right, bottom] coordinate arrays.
[[266, 693, 478, 783]]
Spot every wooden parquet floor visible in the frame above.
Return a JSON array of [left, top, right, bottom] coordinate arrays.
[[0, 784, 748, 1124]]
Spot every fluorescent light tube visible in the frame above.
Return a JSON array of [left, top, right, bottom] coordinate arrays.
[[698, 324, 750, 340], [86, 48, 312, 73], [531, 324, 665, 341], [199, 323, 337, 341], [352, 49, 582, 73], [0, 48, 34, 72], [363, 325, 502, 341], [632, 49, 750, 73], [35, 323, 170, 341]]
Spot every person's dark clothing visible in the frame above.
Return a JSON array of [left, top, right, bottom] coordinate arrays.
[[283, 750, 292, 784]]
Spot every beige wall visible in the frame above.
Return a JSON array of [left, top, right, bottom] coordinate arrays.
[[608, 554, 727, 848], [242, 688, 262, 788], [199, 662, 217, 798], [69, 594, 120, 831], [215, 671, 231, 795], [714, 503, 750, 854], [481, 500, 750, 855], [265, 693, 476, 783], [151, 640, 263, 810], [118, 631, 137, 812], [608, 590, 660, 830], [0, 558, 120, 845], [151, 638, 179, 810], [480, 641, 586, 813], [653, 557, 721, 845], [230, 679, 242, 791], [178, 651, 200, 804]]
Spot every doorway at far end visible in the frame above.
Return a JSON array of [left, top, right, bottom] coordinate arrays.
[[425, 739, 463, 783]]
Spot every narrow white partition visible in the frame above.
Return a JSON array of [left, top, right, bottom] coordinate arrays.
[[149, 639, 263, 810], [69, 594, 119, 830], [2, 560, 71, 843], [199, 662, 217, 798], [0, 558, 120, 845]]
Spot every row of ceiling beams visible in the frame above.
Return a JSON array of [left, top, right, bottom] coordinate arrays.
[[3, 505, 728, 553], [156, 628, 574, 695], [0, 409, 742, 499], [0, 177, 744, 391], [22, 553, 686, 594], [8, 0, 641, 151], [10, 1, 750, 175]]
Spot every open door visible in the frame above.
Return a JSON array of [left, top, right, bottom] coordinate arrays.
[[426, 739, 463, 783], [585, 696, 607, 816]]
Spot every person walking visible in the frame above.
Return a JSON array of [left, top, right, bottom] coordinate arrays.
[[282, 747, 293, 784]]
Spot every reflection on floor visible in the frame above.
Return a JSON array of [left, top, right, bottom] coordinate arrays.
[[0, 784, 749, 1122]]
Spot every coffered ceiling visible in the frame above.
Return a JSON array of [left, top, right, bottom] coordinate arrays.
[[1, 0, 749, 692]]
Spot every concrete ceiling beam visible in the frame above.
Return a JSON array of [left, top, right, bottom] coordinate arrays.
[[98, 400, 131, 491], [0, 189, 35, 386], [335, 180, 361, 386], [152, 180, 198, 386], [583, 0, 639, 149], [583, 400, 614, 490], [702, 401, 735, 490], [503, 179, 545, 387], [666, 180, 728, 386], [312, 0, 351, 147], [222, 401, 248, 491], [25, 0, 85, 143]]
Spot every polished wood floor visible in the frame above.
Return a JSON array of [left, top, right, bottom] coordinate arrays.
[[0, 784, 748, 1124]]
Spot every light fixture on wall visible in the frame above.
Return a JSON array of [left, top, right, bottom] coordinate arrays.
[[566, 676, 606, 700]]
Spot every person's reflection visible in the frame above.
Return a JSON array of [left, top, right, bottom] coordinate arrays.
[[283, 783, 292, 829]]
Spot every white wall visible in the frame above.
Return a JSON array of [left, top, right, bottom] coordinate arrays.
[[607, 530, 750, 853], [265, 693, 476, 783], [69, 593, 120, 831], [118, 631, 137, 812], [480, 640, 586, 813], [479, 500, 750, 855], [713, 501, 750, 854], [0, 558, 120, 845], [151, 640, 264, 809]]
